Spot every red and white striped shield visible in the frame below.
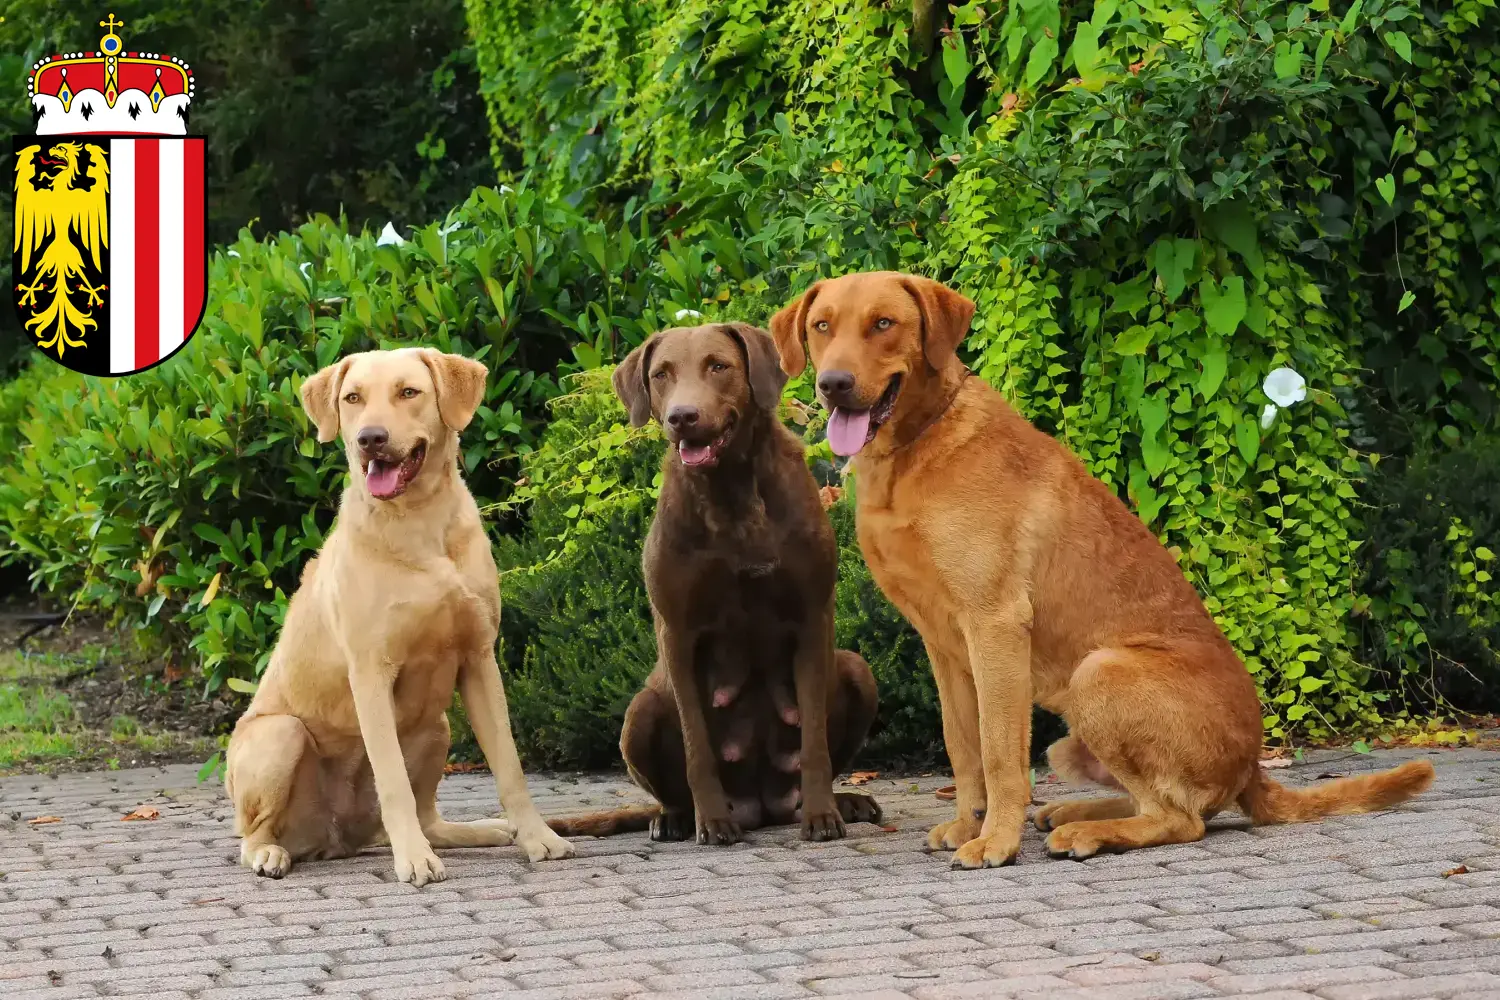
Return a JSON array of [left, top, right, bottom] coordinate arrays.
[[12, 135, 207, 377]]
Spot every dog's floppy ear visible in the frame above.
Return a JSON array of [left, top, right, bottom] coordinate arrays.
[[419, 349, 489, 431], [722, 323, 788, 413], [900, 275, 976, 370], [612, 333, 660, 428], [769, 281, 823, 377], [299, 357, 353, 443]]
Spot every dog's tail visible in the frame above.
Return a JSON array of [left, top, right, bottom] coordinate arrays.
[[546, 805, 659, 838], [1238, 759, 1435, 825]]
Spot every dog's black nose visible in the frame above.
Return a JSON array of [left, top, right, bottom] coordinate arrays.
[[817, 369, 856, 399], [665, 405, 699, 430], [356, 426, 389, 451]]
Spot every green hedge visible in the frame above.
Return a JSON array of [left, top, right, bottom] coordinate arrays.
[[465, 0, 1500, 736], [0, 187, 725, 689], [0, 0, 1496, 765]]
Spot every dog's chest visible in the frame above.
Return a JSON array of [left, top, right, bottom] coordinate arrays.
[[857, 504, 950, 632]]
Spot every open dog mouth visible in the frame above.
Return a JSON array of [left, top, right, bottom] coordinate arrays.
[[677, 415, 736, 468], [826, 375, 902, 458], [360, 441, 427, 499]]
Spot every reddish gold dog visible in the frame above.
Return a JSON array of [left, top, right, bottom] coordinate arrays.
[[771, 270, 1434, 867]]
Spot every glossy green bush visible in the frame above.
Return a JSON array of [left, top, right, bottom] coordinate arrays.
[[0, 187, 717, 689]]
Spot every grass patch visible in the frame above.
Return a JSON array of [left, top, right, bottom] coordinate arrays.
[[0, 640, 224, 775]]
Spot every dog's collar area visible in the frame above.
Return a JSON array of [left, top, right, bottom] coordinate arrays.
[[888, 366, 972, 452]]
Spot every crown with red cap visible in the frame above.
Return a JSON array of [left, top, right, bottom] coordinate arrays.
[[27, 14, 194, 136]]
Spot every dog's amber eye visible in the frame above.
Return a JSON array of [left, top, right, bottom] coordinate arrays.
[[400, 387, 420, 399], [814, 321, 829, 333], [875, 318, 893, 330], [710, 362, 727, 373], [651, 370, 667, 381], [343, 392, 359, 404]]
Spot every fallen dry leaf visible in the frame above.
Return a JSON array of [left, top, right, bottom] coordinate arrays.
[[844, 771, 879, 786], [1443, 865, 1470, 877], [1259, 758, 1294, 769], [935, 785, 957, 801], [818, 485, 844, 510], [880, 824, 899, 833], [122, 805, 160, 822], [443, 762, 489, 774], [27, 816, 62, 825]]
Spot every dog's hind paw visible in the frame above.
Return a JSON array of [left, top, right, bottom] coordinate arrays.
[[925, 815, 982, 853], [248, 844, 292, 879], [650, 809, 694, 842], [834, 791, 883, 825]]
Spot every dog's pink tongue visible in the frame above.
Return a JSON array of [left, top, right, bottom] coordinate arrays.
[[826, 407, 872, 457], [678, 441, 713, 466], [366, 459, 401, 498]]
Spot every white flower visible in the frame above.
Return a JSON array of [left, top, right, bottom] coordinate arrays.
[[1260, 403, 1279, 429], [298, 262, 312, 280], [376, 222, 405, 246], [1263, 367, 1307, 408], [226, 249, 240, 258], [499, 184, 514, 194], [675, 309, 703, 320]]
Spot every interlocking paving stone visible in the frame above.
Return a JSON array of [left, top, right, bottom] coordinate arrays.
[[5, 746, 1500, 998]]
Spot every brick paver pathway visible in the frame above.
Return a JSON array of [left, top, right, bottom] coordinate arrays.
[[5, 747, 1500, 999]]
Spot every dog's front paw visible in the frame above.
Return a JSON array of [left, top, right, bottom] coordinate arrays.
[[951, 830, 1021, 869], [246, 844, 291, 879], [696, 815, 743, 846], [925, 815, 982, 853], [392, 838, 445, 887], [516, 822, 574, 862]]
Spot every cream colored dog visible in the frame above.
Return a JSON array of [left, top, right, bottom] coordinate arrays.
[[225, 347, 573, 885]]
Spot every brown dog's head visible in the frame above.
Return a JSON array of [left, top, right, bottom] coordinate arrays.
[[612, 323, 786, 469], [770, 271, 974, 457], [299, 347, 487, 500]]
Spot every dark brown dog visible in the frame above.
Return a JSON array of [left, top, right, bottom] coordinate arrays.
[[549, 323, 881, 844]]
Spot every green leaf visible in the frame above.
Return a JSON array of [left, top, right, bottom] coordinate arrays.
[[1072, 22, 1101, 80], [1201, 275, 1248, 336], [1113, 325, 1155, 356], [1236, 417, 1261, 465], [1274, 40, 1305, 79], [1340, 0, 1364, 33], [1352, 739, 1372, 754], [1376, 173, 1396, 204], [1314, 29, 1334, 78], [1025, 34, 1059, 88], [1299, 676, 1327, 692], [226, 677, 259, 694], [1208, 202, 1264, 278], [942, 31, 971, 91], [299, 437, 316, 458], [196, 752, 222, 783], [1398, 290, 1416, 313], [1385, 30, 1412, 62], [1152, 238, 1195, 301], [1198, 343, 1228, 401]]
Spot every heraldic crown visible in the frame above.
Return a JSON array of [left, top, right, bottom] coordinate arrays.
[[28, 14, 193, 136]]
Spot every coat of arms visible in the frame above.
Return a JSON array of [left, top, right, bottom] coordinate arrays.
[[12, 14, 207, 376]]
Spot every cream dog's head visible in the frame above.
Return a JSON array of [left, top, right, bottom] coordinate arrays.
[[299, 347, 487, 500]]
